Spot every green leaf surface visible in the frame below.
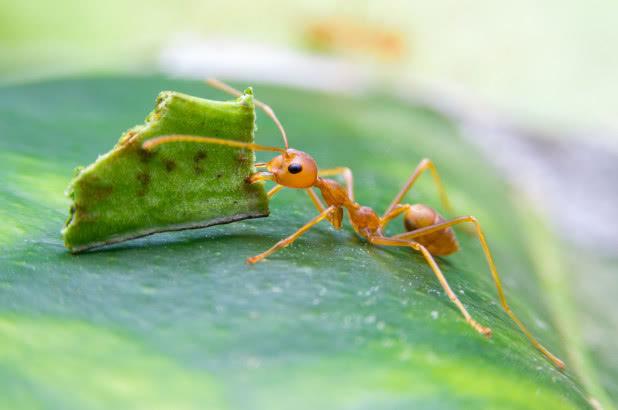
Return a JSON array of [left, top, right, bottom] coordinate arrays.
[[62, 89, 267, 252], [0, 76, 599, 409]]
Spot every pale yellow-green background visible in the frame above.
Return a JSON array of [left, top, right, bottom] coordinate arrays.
[[2, 0, 618, 147]]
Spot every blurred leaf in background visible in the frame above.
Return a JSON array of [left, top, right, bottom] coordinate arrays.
[[2, 0, 618, 145]]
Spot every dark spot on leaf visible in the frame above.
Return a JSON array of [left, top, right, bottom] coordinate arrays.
[[73, 203, 93, 221], [194, 150, 207, 174], [241, 180, 259, 194], [137, 172, 151, 185], [79, 175, 113, 200], [164, 159, 176, 172], [216, 173, 223, 179], [136, 172, 151, 196], [94, 185, 113, 200], [138, 147, 154, 163], [194, 151, 207, 161]]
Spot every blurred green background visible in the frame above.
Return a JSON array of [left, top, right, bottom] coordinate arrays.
[[1, 1, 617, 409], [2, 0, 618, 144]]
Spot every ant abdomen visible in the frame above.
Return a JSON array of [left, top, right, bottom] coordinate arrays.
[[404, 204, 459, 256]]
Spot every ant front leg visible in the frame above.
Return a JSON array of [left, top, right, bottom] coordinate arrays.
[[382, 159, 453, 226], [306, 188, 326, 212], [392, 216, 566, 369], [247, 205, 337, 264], [268, 184, 285, 199], [264, 186, 342, 228], [367, 235, 492, 337]]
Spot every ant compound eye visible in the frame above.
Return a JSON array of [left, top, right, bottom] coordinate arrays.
[[288, 163, 303, 174]]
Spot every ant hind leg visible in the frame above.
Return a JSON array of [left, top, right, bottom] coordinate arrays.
[[392, 216, 566, 369], [368, 235, 492, 337]]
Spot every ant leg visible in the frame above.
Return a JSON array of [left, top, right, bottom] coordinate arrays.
[[206, 79, 290, 149], [270, 185, 322, 202], [383, 159, 453, 220], [143, 135, 284, 154], [268, 187, 341, 228], [268, 184, 285, 199], [305, 188, 343, 229], [246, 206, 337, 264], [306, 188, 326, 212], [368, 235, 492, 337], [248, 172, 275, 184], [319, 167, 354, 201], [268, 185, 323, 211], [380, 204, 412, 228], [392, 216, 566, 369], [269, 187, 341, 227]]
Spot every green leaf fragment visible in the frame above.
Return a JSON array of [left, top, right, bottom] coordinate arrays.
[[62, 90, 269, 252]]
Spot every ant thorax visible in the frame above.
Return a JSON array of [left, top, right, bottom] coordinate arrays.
[[315, 178, 355, 208]]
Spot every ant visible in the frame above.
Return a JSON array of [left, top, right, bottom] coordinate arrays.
[[143, 79, 565, 370]]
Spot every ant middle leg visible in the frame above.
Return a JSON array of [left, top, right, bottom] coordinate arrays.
[[246, 205, 337, 264], [392, 216, 565, 369], [380, 204, 413, 228], [367, 235, 492, 337], [382, 159, 453, 224]]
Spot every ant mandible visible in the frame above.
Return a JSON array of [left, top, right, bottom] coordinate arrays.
[[143, 79, 565, 370]]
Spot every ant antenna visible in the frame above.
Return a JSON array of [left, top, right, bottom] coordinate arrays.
[[206, 79, 290, 150], [143, 134, 285, 154]]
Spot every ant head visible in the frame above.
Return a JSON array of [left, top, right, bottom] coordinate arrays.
[[267, 149, 318, 188], [206, 80, 318, 187]]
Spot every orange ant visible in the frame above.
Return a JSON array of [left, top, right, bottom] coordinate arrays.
[[143, 79, 565, 370]]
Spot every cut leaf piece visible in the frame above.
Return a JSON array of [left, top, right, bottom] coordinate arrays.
[[62, 89, 269, 252]]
